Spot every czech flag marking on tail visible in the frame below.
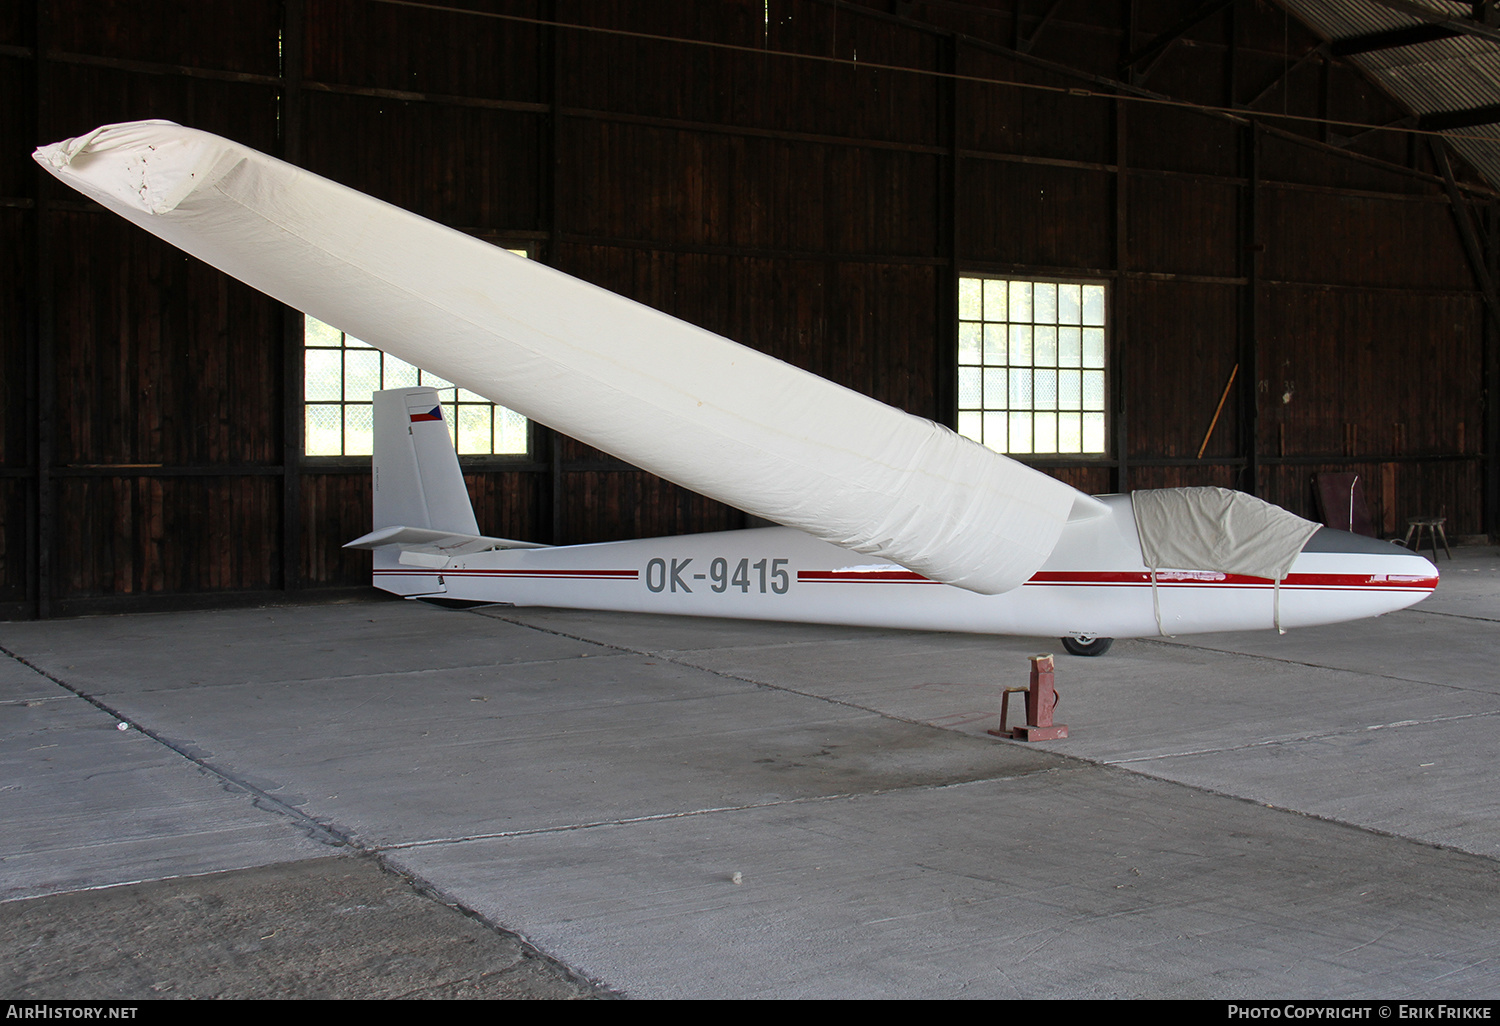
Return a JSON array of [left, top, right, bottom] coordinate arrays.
[[410, 406, 442, 423]]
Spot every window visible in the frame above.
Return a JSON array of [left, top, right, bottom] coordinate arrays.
[[303, 250, 531, 458], [957, 278, 1107, 456]]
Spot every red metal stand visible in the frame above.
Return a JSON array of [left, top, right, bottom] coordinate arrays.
[[989, 653, 1069, 741]]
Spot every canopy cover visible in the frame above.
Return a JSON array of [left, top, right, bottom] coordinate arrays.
[[36, 121, 1099, 594], [1132, 487, 1320, 582]]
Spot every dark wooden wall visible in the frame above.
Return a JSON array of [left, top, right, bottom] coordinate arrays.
[[5, 0, 1496, 617]]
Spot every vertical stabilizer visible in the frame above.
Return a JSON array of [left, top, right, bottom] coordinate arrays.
[[372, 387, 480, 535]]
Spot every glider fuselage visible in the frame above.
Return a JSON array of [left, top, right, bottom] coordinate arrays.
[[373, 495, 1438, 640]]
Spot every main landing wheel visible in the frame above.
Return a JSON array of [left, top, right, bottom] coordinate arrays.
[[1061, 635, 1114, 657]]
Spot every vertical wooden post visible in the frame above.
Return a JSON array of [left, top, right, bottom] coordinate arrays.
[[1240, 120, 1261, 496], [32, 0, 53, 618], [280, 0, 305, 595]]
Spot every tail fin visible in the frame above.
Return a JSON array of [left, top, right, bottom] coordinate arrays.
[[372, 387, 479, 535], [349, 388, 546, 574]]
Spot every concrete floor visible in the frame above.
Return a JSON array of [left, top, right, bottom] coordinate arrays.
[[2, 547, 1498, 999]]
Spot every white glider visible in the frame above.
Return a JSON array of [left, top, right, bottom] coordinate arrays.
[[35, 122, 1438, 653]]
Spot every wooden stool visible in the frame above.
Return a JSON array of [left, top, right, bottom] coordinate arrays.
[[1404, 516, 1451, 560]]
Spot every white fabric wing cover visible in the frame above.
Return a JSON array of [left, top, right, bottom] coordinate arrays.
[[1132, 487, 1320, 582], [35, 121, 1094, 594]]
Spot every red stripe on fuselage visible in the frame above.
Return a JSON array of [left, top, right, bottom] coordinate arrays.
[[375, 568, 638, 580], [797, 569, 1437, 590]]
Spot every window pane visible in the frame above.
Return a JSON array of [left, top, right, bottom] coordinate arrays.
[[1058, 285, 1082, 325], [306, 404, 342, 456], [1058, 369, 1081, 409], [983, 411, 1007, 450], [344, 404, 373, 456], [1008, 368, 1032, 409], [1008, 281, 1032, 323], [305, 317, 342, 347], [1083, 370, 1106, 411], [1009, 324, 1032, 366], [496, 407, 528, 454], [1083, 413, 1106, 452], [383, 355, 419, 389], [983, 368, 1006, 409], [1058, 327, 1081, 368], [305, 349, 342, 401], [1008, 412, 1032, 454], [1058, 412, 1083, 453], [344, 350, 381, 401], [983, 279, 1007, 322], [1034, 369, 1057, 411], [1082, 285, 1105, 325], [958, 411, 982, 443], [1034, 412, 1057, 454], [458, 404, 492, 454], [959, 322, 982, 364], [983, 323, 1007, 364], [1034, 325, 1057, 367], [959, 279, 982, 321], [1083, 328, 1105, 369], [959, 367, 981, 408], [1034, 283, 1057, 324]]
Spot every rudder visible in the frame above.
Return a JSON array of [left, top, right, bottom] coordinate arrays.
[[372, 387, 480, 536]]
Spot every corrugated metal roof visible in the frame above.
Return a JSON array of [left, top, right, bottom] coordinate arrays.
[[1280, 0, 1500, 187]]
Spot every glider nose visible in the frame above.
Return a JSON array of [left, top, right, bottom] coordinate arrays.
[[1297, 526, 1439, 616]]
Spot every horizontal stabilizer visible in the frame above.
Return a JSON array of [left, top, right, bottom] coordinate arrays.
[[344, 525, 549, 556]]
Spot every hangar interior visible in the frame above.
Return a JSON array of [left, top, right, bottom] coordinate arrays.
[[7, 0, 1500, 618], [5, 0, 1500, 1002]]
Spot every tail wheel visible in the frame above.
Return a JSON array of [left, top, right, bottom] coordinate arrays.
[[1061, 635, 1113, 657]]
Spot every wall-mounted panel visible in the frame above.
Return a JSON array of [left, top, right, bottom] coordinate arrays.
[[1127, 103, 1238, 178], [0, 480, 27, 608], [1, 209, 30, 469], [1258, 285, 1482, 458], [1123, 279, 1241, 460], [37, 65, 278, 163], [1, 57, 33, 200], [960, 52, 1112, 165], [54, 475, 281, 598], [301, 92, 543, 230], [0, 1, 24, 45], [561, 121, 939, 256], [1127, 175, 1240, 278], [47, 0, 280, 74], [560, 0, 940, 146], [464, 469, 547, 542], [305, 0, 543, 101], [557, 470, 743, 545], [1263, 188, 1471, 291], [48, 211, 281, 467], [300, 471, 368, 587], [961, 158, 1114, 269]]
